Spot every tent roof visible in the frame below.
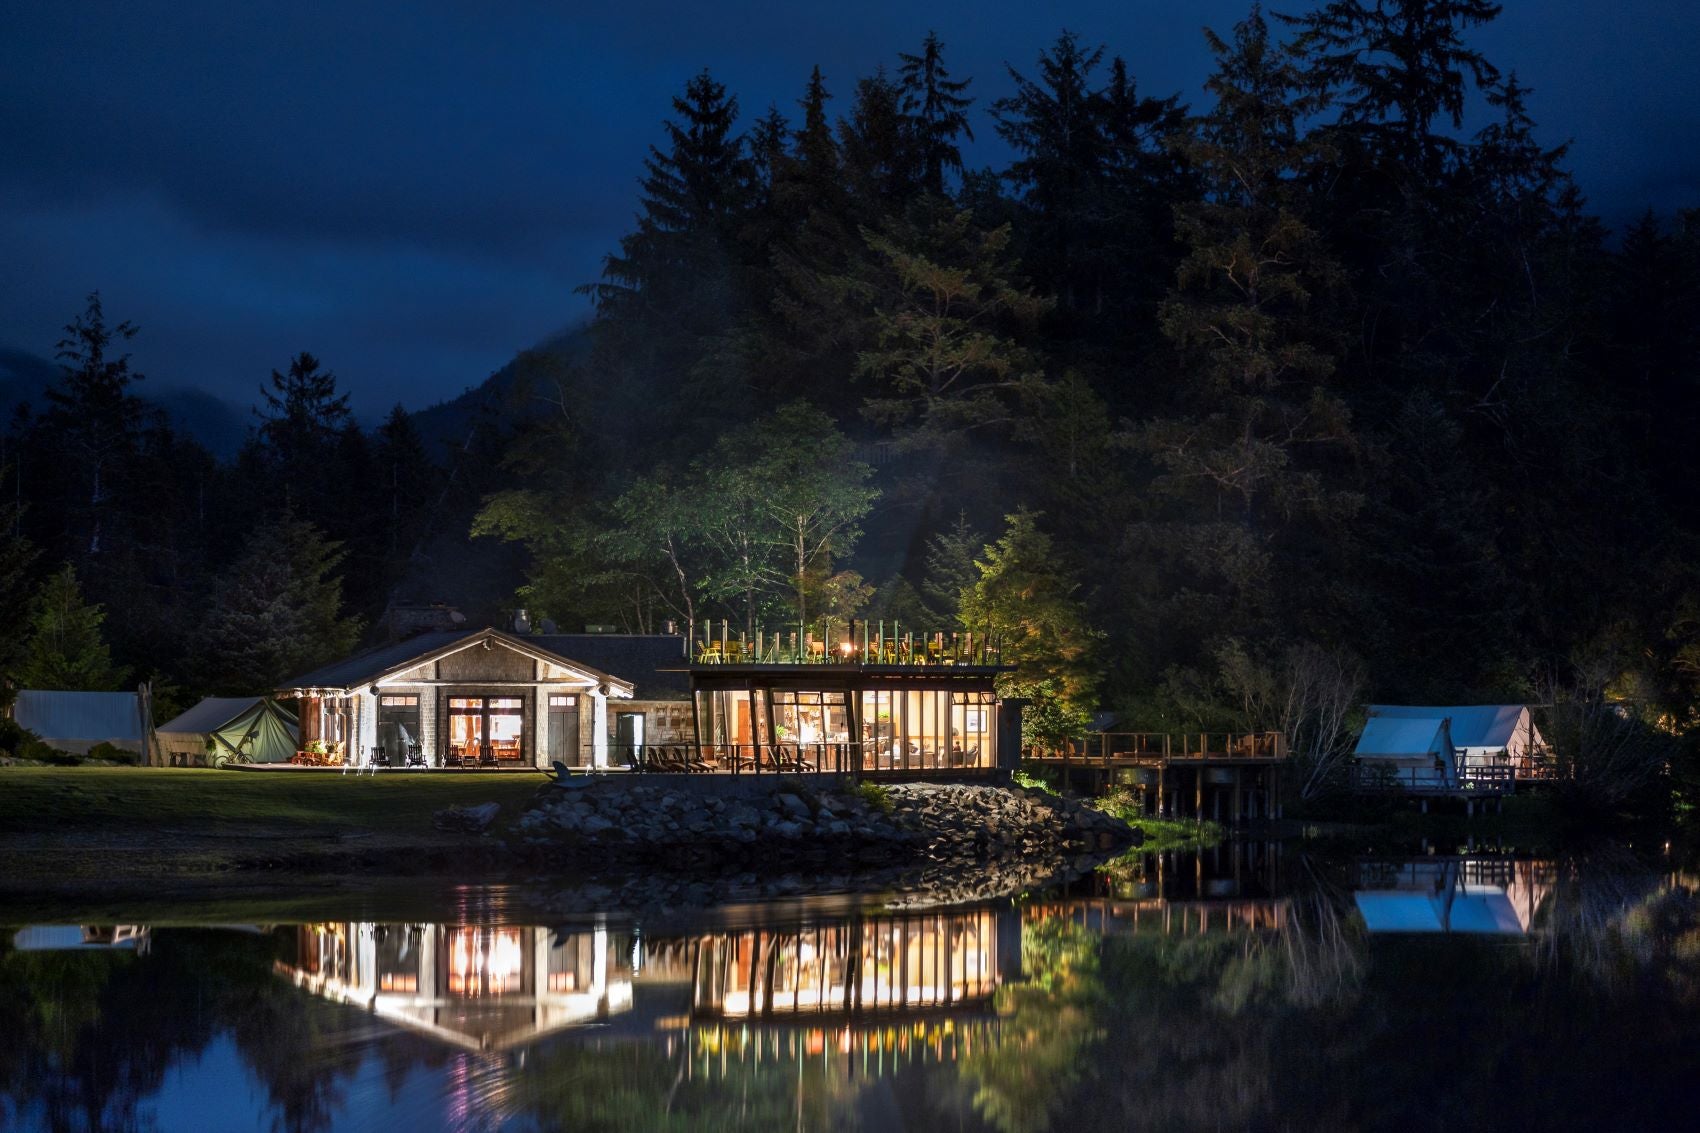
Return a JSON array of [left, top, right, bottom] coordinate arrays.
[[12, 690, 143, 742], [1355, 715, 1450, 759], [158, 697, 261, 736], [1367, 704, 1529, 748], [277, 627, 633, 697], [1354, 888, 1529, 934]]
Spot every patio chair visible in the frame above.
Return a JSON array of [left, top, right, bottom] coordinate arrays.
[[547, 759, 596, 790], [405, 742, 427, 769], [476, 744, 498, 768]]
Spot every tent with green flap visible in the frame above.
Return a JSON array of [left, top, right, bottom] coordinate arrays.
[[157, 697, 299, 765]]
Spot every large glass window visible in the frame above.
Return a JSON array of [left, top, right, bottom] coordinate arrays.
[[448, 697, 526, 764], [447, 698, 483, 762], [696, 689, 768, 755], [860, 689, 995, 770], [770, 690, 849, 748], [487, 697, 523, 760]]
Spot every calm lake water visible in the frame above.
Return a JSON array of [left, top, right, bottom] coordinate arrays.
[[5, 841, 1700, 1132]]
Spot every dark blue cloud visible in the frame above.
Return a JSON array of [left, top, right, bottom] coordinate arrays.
[[1, 0, 1695, 416]]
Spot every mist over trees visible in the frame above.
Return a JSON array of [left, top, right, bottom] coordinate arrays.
[[3, 3, 1699, 779]]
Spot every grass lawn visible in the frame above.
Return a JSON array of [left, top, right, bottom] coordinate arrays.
[[0, 765, 546, 838]]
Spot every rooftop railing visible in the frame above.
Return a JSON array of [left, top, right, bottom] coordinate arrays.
[[690, 619, 1004, 667]]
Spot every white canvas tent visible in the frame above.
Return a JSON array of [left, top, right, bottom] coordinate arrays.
[[10, 690, 148, 757], [157, 697, 299, 765], [1366, 704, 1546, 772], [1354, 714, 1458, 787]]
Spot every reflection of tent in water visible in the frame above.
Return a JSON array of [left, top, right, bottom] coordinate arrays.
[[1354, 859, 1553, 934], [156, 697, 299, 765], [11, 925, 151, 952]]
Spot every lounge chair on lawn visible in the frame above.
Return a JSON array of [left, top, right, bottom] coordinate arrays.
[[547, 760, 596, 790]]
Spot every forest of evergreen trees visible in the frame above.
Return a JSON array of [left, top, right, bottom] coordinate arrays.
[[3, 3, 1698, 797]]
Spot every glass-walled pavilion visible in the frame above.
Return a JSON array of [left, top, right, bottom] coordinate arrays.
[[691, 666, 1005, 775]]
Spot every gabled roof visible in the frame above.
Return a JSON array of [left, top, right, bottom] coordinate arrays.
[[157, 696, 262, 736], [276, 627, 633, 696], [12, 690, 144, 743], [528, 634, 690, 700], [1367, 704, 1531, 749], [1355, 715, 1453, 760]]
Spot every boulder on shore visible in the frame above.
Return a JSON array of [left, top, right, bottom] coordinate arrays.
[[434, 802, 501, 834]]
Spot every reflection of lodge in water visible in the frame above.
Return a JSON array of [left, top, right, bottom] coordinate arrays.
[[1025, 843, 1292, 935], [277, 922, 631, 1051], [274, 906, 1016, 1060], [1353, 858, 1555, 934], [690, 907, 1009, 1021]]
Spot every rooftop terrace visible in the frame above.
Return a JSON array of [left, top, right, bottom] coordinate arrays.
[[689, 619, 1005, 668]]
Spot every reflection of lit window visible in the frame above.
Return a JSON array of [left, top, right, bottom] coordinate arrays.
[[447, 927, 526, 996]]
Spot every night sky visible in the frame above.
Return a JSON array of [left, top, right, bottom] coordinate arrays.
[[3, 0, 1696, 417]]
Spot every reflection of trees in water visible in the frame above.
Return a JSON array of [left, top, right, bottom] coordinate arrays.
[[1521, 848, 1700, 1009], [960, 917, 1103, 1133], [958, 878, 1366, 1133], [508, 1040, 837, 1132], [0, 929, 379, 1133], [1527, 847, 1664, 980]]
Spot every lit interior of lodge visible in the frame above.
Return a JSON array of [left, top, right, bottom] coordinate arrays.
[[691, 909, 1001, 1020], [276, 922, 632, 1051], [693, 686, 999, 773], [686, 619, 1010, 775]]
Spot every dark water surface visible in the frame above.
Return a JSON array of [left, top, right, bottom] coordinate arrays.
[[4, 842, 1699, 1132]]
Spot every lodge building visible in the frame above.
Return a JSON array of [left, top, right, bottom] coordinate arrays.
[[273, 624, 1018, 777]]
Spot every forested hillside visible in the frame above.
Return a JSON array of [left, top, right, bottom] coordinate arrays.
[[3, 3, 1698, 772]]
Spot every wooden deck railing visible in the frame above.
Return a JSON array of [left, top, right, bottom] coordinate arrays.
[[1351, 763, 1515, 795], [1025, 732, 1288, 764]]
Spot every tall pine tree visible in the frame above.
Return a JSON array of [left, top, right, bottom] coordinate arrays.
[[17, 564, 126, 691], [898, 32, 974, 197]]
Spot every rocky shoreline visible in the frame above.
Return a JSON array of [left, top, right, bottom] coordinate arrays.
[[507, 779, 1141, 881]]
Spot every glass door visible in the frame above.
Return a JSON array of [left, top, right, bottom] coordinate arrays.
[[614, 711, 645, 768], [447, 697, 527, 765], [447, 698, 484, 765], [487, 697, 524, 762]]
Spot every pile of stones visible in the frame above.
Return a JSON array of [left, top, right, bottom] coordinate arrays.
[[509, 778, 1139, 875]]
